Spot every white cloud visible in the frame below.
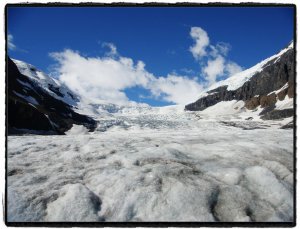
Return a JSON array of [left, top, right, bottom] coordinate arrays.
[[50, 49, 152, 104], [189, 27, 210, 60], [225, 61, 243, 77], [50, 48, 204, 105], [202, 56, 225, 85], [102, 42, 117, 56], [209, 42, 231, 58], [8, 34, 16, 50], [216, 42, 231, 56], [189, 27, 243, 85], [148, 74, 204, 104], [180, 68, 195, 75], [50, 27, 243, 106]]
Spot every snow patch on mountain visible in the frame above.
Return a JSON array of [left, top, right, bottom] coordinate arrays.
[[199, 100, 245, 116], [275, 96, 293, 110]]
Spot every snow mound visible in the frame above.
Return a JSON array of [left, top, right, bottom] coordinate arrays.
[[65, 124, 89, 135], [214, 186, 252, 222], [243, 166, 293, 221], [199, 100, 245, 116], [45, 183, 102, 221]]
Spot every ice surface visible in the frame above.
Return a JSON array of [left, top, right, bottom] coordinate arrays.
[[65, 124, 89, 135], [45, 183, 102, 221], [7, 105, 294, 222]]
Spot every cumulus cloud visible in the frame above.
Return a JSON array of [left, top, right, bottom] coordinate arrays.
[[189, 27, 243, 86], [202, 56, 225, 85], [50, 49, 151, 104], [50, 47, 203, 105], [225, 61, 243, 76], [148, 74, 204, 105], [8, 34, 16, 50], [189, 27, 210, 60]]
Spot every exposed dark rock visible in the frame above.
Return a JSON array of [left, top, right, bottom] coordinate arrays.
[[288, 84, 294, 98], [185, 86, 230, 111], [259, 104, 276, 116], [245, 96, 260, 110], [220, 121, 267, 130], [261, 109, 294, 120], [277, 88, 288, 101], [281, 121, 294, 129], [48, 84, 64, 97], [260, 93, 276, 108], [7, 57, 97, 135]]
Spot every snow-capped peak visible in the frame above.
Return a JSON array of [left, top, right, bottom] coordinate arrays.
[[11, 58, 79, 106]]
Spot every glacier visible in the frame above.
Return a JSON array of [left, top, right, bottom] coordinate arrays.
[[7, 104, 294, 222]]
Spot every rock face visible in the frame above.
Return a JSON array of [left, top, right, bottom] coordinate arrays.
[[260, 109, 294, 120], [7, 57, 97, 135], [259, 93, 277, 108], [185, 43, 294, 120], [245, 96, 260, 110]]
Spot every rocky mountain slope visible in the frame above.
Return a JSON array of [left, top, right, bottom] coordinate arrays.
[[185, 42, 294, 121], [7, 57, 97, 135]]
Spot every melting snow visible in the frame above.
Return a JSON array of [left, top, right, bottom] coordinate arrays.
[[7, 105, 294, 222]]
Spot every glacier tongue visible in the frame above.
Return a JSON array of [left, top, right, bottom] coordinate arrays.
[[7, 106, 294, 222]]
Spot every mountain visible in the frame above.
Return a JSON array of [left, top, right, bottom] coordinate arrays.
[[7, 57, 97, 135], [185, 42, 294, 120], [7, 42, 294, 135]]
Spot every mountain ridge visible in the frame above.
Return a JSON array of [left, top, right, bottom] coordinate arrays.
[[7, 57, 97, 135], [185, 42, 294, 121]]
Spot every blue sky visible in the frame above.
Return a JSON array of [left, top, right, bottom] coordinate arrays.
[[7, 6, 294, 106]]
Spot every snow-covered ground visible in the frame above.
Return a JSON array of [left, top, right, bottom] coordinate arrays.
[[7, 104, 294, 222]]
